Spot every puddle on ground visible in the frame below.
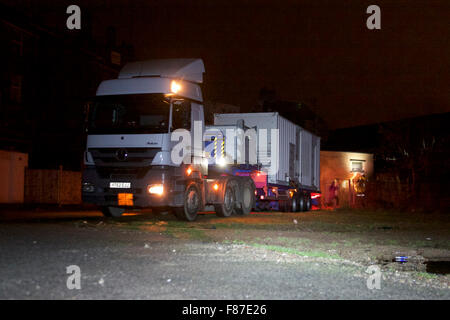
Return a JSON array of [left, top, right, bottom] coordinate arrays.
[[425, 261, 450, 275], [388, 257, 450, 274]]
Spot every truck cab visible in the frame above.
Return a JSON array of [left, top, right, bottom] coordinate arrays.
[[82, 59, 214, 219]]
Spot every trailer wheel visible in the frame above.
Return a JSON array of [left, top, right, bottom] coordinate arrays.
[[305, 194, 312, 211], [101, 206, 125, 218], [174, 184, 201, 221], [298, 196, 305, 212], [234, 179, 255, 215], [215, 183, 235, 217]]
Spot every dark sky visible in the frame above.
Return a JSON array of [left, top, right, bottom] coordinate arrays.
[[5, 0, 450, 128]]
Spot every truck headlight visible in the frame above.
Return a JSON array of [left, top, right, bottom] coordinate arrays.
[[148, 184, 164, 195], [170, 80, 181, 94]]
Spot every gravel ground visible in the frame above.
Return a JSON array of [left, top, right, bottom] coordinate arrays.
[[0, 210, 449, 299]]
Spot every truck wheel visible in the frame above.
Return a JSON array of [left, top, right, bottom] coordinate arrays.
[[291, 197, 298, 212], [215, 183, 235, 217], [174, 184, 201, 221], [101, 206, 125, 218], [234, 180, 255, 215]]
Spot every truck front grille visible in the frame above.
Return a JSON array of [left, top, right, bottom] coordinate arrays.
[[89, 148, 159, 167], [96, 166, 150, 179]]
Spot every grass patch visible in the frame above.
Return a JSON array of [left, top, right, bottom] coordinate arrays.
[[213, 222, 295, 231], [343, 239, 362, 247], [329, 242, 340, 248], [275, 236, 312, 246], [385, 239, 399, 246], [213, 223, 246, 229], [411, 240, 449, 249], [415, 272, 438, 279], [213, 222, 268, 230], [166, 220, 189, 228], [184, 228, 209, 240], [250, 243, 341, 260], [166, 227, 210, 241]]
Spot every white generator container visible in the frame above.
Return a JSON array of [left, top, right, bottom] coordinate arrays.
[[214, 112, 320, 191]]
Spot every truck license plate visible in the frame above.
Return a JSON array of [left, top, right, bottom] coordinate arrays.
[[110, 182, 131, 189], [118, 193, 133, 206]]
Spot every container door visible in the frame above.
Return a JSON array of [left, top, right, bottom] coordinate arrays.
[[289, 143, 296, 179], [300, 130, 312, 187]]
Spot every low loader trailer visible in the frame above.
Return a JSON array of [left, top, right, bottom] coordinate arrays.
[[82, 59, 320, 221]]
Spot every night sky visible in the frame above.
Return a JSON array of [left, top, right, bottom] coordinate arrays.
[[4, 0, 450, 128]]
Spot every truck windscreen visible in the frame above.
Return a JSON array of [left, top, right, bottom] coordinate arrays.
[[89, 94, 170, 134]]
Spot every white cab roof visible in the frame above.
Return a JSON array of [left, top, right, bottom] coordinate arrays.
[[118, 59, 205, 83]]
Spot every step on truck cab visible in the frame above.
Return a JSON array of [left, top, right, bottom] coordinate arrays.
[[82, 58, 320, 221]]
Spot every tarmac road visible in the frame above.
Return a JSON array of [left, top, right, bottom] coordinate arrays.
[[0, 208, 448, 300]]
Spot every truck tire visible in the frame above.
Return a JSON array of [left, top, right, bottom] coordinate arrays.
[[101, 206, 125, 218], [174, 184, 201, 221], [305, 194, 312, 211], [298, 196, 305, 212], [215, 183, 235, 217], [291, 197, 298, 212], [234, 179, 255, 215]]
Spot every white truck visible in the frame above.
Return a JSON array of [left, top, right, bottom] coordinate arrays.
[[82, 59, 320, 221]]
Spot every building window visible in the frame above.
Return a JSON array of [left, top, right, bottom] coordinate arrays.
[[351, 161, 363, 172]]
